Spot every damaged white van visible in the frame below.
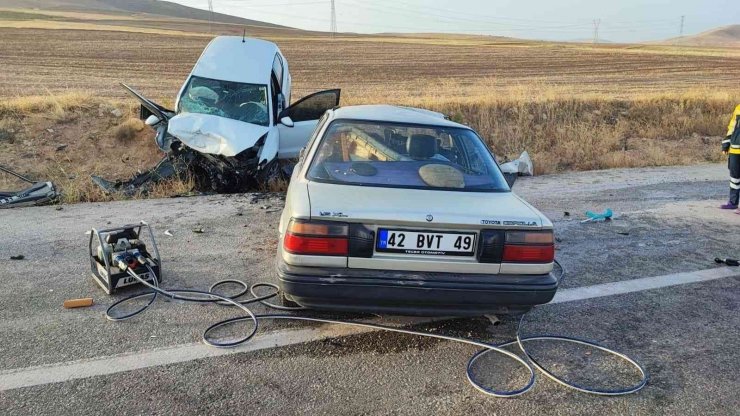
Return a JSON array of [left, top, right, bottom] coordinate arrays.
[[94, 36, 340, 194]]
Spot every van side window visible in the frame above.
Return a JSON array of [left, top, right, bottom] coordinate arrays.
[[272, 54, 284, 88]]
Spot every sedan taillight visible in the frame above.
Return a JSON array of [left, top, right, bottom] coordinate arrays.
[[502, 230, 554, 263], [284, 219, 349, 256]]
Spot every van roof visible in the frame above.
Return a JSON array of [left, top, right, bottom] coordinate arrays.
[[190, 36, 280, 85]]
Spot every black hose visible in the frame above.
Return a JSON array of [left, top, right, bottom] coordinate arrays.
[[106, 260, 648, 398]]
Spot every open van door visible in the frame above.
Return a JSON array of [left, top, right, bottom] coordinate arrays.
[[277, 89, 340, 158]]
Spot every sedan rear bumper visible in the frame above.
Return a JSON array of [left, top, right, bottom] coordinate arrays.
[[277, 259, 558, 316]]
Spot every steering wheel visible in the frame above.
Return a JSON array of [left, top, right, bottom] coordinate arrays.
[[237, 101, 268, 123]]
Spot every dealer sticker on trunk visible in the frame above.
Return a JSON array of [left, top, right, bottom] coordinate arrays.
[[376, 229, 476, 256]]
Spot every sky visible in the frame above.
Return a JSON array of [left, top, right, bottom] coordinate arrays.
[[169, 0, 738, 43]]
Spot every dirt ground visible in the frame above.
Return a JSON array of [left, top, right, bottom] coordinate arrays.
[[0, 164, 737, 415]]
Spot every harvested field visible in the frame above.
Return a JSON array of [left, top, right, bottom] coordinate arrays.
[[2, 28, 740, 101]]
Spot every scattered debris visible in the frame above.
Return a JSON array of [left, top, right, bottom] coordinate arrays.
[[248, 193, 271, 204], [55, 144, 68, 151], [55, 206, 63, 211], [10, 255, 25, 260], [500, 151, 534, 176], [581, 208, 613, 223], [564, 211, 571, 217], [616, 231, 630, 236], [715, 257, 739, 267], [484, 314, 501, 327], [164, 229, 174, 237], [0, 165, 59, 209], [111, 108, 123, 118], [192, 227, 204, 234], [499, 151, 533, 187], [46, 128, 54, 133], [63, 298, 94, 309]]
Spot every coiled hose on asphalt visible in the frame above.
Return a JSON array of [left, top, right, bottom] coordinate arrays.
[[106, 260, 648, 398]]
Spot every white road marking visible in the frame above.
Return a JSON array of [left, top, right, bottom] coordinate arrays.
[[550, 266, 739, 304], [0, 266, 737, 392]]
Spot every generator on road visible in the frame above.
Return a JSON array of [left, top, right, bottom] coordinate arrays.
[[88, 222, 161, 294]]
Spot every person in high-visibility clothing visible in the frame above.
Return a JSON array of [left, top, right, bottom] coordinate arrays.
[[720, 104, 740, 213]]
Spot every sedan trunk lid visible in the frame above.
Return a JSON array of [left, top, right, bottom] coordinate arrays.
[[306, 182, 547, 274]]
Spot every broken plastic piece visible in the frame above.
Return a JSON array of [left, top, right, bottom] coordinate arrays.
[[0, 164, 59, 208], [582, 208, 614, 223], [715, 257, 739, 267], [500, 151, 534, 176], [92, 156, 185, 196]]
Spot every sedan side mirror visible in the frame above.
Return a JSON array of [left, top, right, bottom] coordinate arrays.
[[280, 116, 294, 128]]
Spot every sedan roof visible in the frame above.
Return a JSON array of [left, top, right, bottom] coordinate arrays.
[[331, 105, 467, 129], [190, 36, 279, 85]]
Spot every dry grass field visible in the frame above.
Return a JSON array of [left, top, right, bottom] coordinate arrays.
[[1, 7, 739, 202]]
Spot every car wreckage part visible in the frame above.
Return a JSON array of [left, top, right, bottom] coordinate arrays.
[[0, 164, 59, 208], [99, 225, 647, 398]]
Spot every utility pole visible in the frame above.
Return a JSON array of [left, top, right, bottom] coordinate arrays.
[[679, 15, 685, 37], [592, 19, 601, 44], [207, 0, 214, 34], [330, 0, 337, 38]]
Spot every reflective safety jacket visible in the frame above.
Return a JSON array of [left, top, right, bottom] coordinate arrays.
[[724, 104, 740, 155]]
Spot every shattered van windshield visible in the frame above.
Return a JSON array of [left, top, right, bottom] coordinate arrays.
[[307, 120, 510, 192], [179, 76, 270, 126]]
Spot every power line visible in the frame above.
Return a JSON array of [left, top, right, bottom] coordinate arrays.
[[201, 1, 687, 40]]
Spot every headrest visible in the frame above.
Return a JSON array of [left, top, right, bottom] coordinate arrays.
[[406, 134, 437, 160]]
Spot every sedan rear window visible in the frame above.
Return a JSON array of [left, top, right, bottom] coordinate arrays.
[[307, 120, 510, 191]]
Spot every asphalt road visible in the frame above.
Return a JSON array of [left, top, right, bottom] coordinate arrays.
[[0, 164, 738, 415]]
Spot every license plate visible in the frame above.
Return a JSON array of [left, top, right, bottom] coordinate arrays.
[[376, 229, 476, 256]]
